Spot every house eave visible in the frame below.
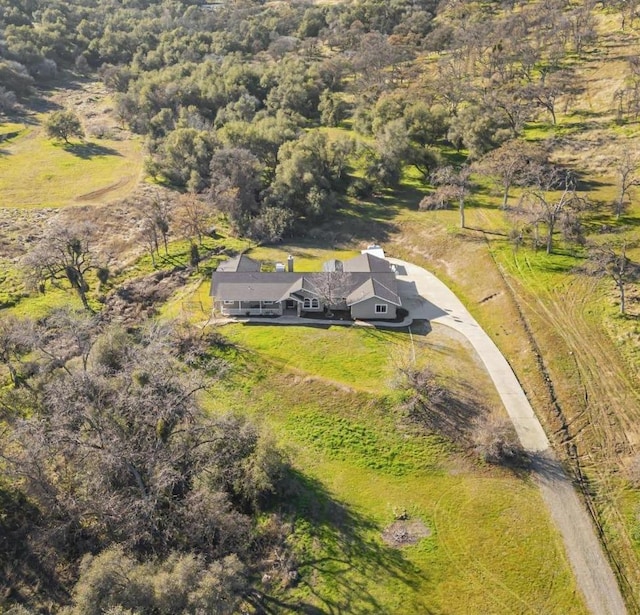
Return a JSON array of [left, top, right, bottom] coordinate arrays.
[[347, 294, 402, 307]]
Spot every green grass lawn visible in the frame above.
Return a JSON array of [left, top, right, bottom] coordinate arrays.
[[0, 121, 142, 208], [202, 323, 588, 614], [1, 285, 84, 319], [248, 245, 360, 272]]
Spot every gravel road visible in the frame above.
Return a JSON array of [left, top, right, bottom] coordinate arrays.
[[389, 257, 627, 615]]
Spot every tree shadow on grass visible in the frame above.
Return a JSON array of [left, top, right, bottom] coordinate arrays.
[[328, 205, 398, 245], [16, 96, 62, 119], [261, 469, 431, 614], [62, 142, 122, 159], [411, 391, 484, 445], [528, 450, 567, 485]]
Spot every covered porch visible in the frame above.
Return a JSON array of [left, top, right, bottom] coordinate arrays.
[[218, 300, 283, 316]]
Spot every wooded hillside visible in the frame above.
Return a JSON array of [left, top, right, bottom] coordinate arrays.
[[1, 0, 640, 612]]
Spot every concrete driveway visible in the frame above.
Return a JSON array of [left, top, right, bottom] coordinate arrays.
[[389, 257, 627, 615]]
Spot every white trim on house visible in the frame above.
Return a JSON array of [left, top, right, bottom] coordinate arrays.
[[211, 253, 402, 320], [349, 292, 401, 307], [217, 300, 283, 316]]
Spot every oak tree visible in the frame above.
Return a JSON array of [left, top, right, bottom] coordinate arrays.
[[587, 240, 639, 315], [518, 167, 586, 254], [614, 150, 640, 220], [44, 110, 84, 143], [22, 220, 101, 310]]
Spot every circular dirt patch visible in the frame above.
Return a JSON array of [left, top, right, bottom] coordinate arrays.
[[382, 519, 431, 547]]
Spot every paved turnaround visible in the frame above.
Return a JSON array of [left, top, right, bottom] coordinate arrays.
[[389, 258, 627, 615]]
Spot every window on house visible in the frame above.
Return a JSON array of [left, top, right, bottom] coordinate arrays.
[[303, 298, 311, 308], [375, 304, 388, 314], [311, 298, 319, 308], [263, 301, 275, 305]]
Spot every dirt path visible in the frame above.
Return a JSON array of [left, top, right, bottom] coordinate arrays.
[[390, 257, 627, 615], [75, 175, 134, 202]]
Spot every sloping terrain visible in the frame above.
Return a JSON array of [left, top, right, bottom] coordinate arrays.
[[0, 81, 142, 208]]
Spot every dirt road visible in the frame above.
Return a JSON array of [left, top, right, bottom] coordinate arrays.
[[390, 257, 627, 615]]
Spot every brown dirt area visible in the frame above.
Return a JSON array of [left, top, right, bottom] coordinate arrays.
[[381, 519, 431, 548]]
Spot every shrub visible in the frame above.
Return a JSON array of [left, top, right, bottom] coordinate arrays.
[[472, 416, 528, 466]]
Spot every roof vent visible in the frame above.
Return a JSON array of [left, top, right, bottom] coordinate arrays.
[[275, 263, 285, 272], [287, 254, 294, 272]]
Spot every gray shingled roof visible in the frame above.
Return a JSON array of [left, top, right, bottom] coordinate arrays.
[[341, 252, 393, 273], [346, 277, 401, 306], [322, 259, 344, 272], [211, 254, 401, 307], [216, 254, 261, 273], [211, 272, 303, 302]]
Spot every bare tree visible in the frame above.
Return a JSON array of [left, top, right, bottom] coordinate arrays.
[[525, 68, 581, 125], [174, 193, 211, 246], [475, 139, 548, 209], [136, 198, 172, 267], [35, 307, 97, 373], [1, 325, 281, 559], [66, 547, 247, 615], [21, 220, 101, 311], [0, 316, 34, 387], [395, 364, 484, 443], [139, 216, 159, 268], [431, 165, 472, 228], [472, 415, 527, 466], [307, 271, 355, 316], [614, 151, 640, 220], [587, 240, 639, 315], [484, 82, 534, 137], [518, 167, 586, 254], [152, 198, 171, 255], [567, 0, 598, 56]]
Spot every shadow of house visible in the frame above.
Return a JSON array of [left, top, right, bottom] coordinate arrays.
[[395, 280, 448, 322]]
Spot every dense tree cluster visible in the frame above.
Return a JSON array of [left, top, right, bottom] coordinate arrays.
[[1, 0, 621, 241], [0, 314, 284, 612]]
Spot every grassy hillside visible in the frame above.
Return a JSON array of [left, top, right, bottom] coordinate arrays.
[[1, 1, 640, 611], [0, 82, 143, 208], [202, 322, 587, 614]]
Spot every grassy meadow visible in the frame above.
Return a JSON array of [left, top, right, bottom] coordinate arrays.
[[200, 322, 588, 614], [0, 119, 142, 208]]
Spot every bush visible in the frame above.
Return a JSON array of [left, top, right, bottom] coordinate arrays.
[[472, 416, 528, 466], [347, 177, 374, 199]]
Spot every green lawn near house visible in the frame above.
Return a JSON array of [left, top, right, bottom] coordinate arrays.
[[201, 322, 588, 614]]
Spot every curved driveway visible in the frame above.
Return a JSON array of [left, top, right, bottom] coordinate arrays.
[[389, 258, 627, 615]]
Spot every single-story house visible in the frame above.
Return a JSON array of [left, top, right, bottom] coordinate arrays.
[[210, 253, 401, 320]]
